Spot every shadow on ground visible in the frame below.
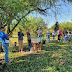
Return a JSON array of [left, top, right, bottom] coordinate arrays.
[[0, 41, 72, 72]]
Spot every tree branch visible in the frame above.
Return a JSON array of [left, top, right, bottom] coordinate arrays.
[[8, 10, 34, 36]]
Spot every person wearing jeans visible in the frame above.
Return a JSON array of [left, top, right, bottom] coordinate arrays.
[[57, 30, 59, 41], [52, 29, 56, 41], [0, 27, 9, 65], [2, 44, 9, 64], [47, 34, 50, 42], [46, 29, 51, 42], [37, 27, 43, 42]]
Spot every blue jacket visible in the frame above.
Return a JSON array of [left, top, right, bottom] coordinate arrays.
[[18, 32, 24, 40], [0, 31, 9, 44]]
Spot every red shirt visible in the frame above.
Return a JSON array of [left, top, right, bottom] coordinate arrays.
[[58, 30, 63, 35]]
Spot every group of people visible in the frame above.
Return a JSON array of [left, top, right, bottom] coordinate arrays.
[[47, 28, 72, 43], [57, 28, 72, 42], [37, 27, 72, 43], [0, 26, 72, 65], [18, 27, 72, 53]]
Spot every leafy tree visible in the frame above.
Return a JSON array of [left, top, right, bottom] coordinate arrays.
[[0, 0, 66, 36], [51, 22, 72, 32], [12, 16, 48, 37]]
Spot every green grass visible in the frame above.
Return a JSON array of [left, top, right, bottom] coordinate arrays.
[[0, 37, 72, 72]]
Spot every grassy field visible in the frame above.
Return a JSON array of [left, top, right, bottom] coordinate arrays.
[[0, 36, 72, 72]]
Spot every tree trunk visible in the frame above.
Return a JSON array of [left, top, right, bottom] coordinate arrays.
[[7, 24, 10, 35], [0, 20, 2, 29], [8, 10, 31, 36]]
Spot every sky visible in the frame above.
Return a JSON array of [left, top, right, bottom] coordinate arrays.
[[28, 0, 72, 28]]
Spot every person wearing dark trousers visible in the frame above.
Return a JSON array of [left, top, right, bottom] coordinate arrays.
[[27, 29, 32, 51], [58, 29, 63, 42], [37, 27, 43, 42], [0, 27, 9, 65]]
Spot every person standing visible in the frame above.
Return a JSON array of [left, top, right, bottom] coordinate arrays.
[[52, 29, 56, 41], [58, 29, 63, 41], [37, 27, 43, 41], [18, 28, 24, 53], [0, 27, 9, 65], [57, 30, 59, 40], [27, 29, 32, 51], [46, 29, 51, 42]]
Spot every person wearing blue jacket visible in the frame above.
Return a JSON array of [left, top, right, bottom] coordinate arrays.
[[0, 26, 9, 65], [18, 28, 24, 53], [63, 32, 68, 43]]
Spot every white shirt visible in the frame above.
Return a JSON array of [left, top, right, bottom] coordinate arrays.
[[52, 31, 56, 35], [69, 34, 72, 37], [37, 30, 42, 36]]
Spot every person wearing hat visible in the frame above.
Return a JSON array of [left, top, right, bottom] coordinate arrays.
[[0, 26, 9, 65], [46, 29, 51, 42], [18, 28, 24, 53], [37, 27, 43, 41]]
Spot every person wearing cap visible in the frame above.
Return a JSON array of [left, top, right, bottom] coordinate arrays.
[[27, 29, 32, 51], [0, 26, 9, 65], [37, 27, 43, 41], [18, 28, 24, 53], [46, 29, 51, 42]]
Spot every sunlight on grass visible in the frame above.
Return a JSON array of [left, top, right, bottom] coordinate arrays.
[[0, 35, 72, 72], [9, 35, 28, 47], [57, 45, 72, 47], [16, 60, 26, 63]]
